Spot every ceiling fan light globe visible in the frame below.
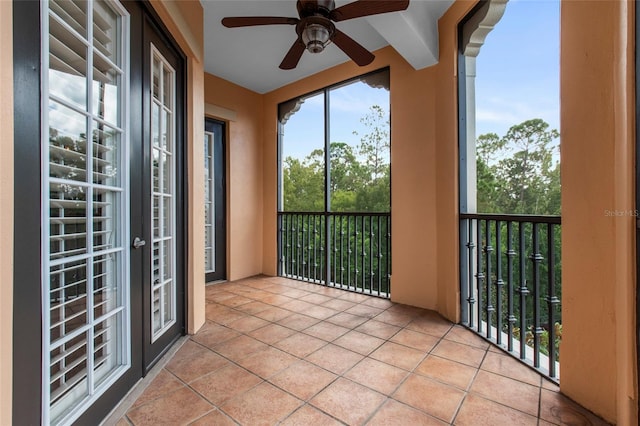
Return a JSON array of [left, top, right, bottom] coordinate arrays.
[[301, 23, 331, 54]]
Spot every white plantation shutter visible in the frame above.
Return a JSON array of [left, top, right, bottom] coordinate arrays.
[[150, 45, 177, 340], [43, 0, 130, 424]]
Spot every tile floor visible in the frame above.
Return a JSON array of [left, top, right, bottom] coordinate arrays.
[[117, 276, 608, 425]]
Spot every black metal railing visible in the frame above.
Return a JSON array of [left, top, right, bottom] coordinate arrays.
[[460, 213, 561, 381], [278, 212, 391, 297]]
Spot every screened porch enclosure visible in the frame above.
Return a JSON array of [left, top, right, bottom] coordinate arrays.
[[277, 69, 392, 298]]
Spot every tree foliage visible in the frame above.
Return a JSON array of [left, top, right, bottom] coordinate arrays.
[[477, 119, 560, 215], [282, 105, 390, 212]]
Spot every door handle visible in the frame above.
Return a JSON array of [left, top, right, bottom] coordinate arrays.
[[132, 237, 146, 249]]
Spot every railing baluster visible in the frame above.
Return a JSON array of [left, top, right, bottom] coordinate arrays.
[[518, 222, 528, 360], [340, 216, 344, 286], [547, 223, 558, 378], [368, 216, 375, 293], [476, 220, 484, 333], [531, 222, 543, 368], [377, 215, 382, 296], [360, 216, 367, 291], [386, 215, 391, 295], [495, 220, 503, 345], [466, 219, 476, 328], [507, 221, 516, 352], [485, 220, 494, 339]]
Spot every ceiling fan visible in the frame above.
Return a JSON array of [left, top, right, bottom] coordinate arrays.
[[221, 0, 410, 70]]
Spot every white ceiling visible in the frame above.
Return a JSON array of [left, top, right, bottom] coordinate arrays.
[[202, 0, 455, 94]]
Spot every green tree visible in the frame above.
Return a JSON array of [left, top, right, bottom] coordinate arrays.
[[477, 119, 560, 215]]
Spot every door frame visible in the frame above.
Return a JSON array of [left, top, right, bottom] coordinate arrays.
[[11, 0, 188, 423], [138, 9, 187, 371], [204, 117, 227, 283]]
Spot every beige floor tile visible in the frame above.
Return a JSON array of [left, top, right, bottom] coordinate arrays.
[[280, 404, 344, 426], [216, 295, 253, 308], [132, 370, 184, 408], [275, 332, 327, 357], [248, 322, 297, 344], [480, 350, 541, 387], [189, 409, 237, 426], [393, 374, 465, 423], [269, 360, 338, 400], [344, 357, 408, 395], [303, 321, 350, 342], [369, 341, 426, 371], [322, 298, 357, 312], [360, 297, 395, 310], [373, 310, 413, 327], [326, 312, 369, 329], [333, 330, 385, 355], [414, 355, 477, 390], [190, 363, 262, 406], [539, 389, 609, 425], [389, 328, 440, 352], [127, 387, 213, 426], [305, 343, 365, 375], [301, 293, 334, 304], [191, 322, 241, 349], [310, 378, 386, 425], [255, 306, 294, 322], [367, 399, 447, 426], [165, 341, 229, 383], [213, 334, 269, 361], [304, 304, 340, 320], [469, 370, 540, 416], [237, 346, 299, 379], [277, 313, 320, 331], [455, 394, 538, 426], [355, 320, 401, 340], [405, 314, 453, 338], [220, 382, 303, 426], [225, 315, 270, 333], [432, 339, 486, 368], [444, 325, 491, 349], [233, 300, 272, 315], [205, 304, 246, 325], [345, 304, 385, 319]]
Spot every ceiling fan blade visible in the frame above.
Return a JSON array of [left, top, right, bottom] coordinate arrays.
[[330, 0, 409, 22], [221, 16, 299, 28], [331, 29, 375, 66], [279, 40, 306, 70]]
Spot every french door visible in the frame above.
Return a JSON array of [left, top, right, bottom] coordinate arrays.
[[12, 1, 185, 424], [204, 118, 226, 282]]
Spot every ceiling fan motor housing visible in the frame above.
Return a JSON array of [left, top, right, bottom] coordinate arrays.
[[298, 0, 335, 17]]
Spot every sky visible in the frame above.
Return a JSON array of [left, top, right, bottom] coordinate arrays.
[[282, 0, 560, 162]]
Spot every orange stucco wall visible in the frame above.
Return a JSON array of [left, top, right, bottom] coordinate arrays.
[[0, 2, 14, 424], [203, 74, 265, 281], [560, 0, 637, 423]]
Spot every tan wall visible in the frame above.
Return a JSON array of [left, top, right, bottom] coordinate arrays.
[[0, 2, 13, 424], [149, 0, 206, 333], [204, 74, 265, 281], [560, 0, 637, 423]]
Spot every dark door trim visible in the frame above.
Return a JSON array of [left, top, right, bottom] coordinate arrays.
[[12, 0, 43, 423], [205, 118, 227, 283]]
